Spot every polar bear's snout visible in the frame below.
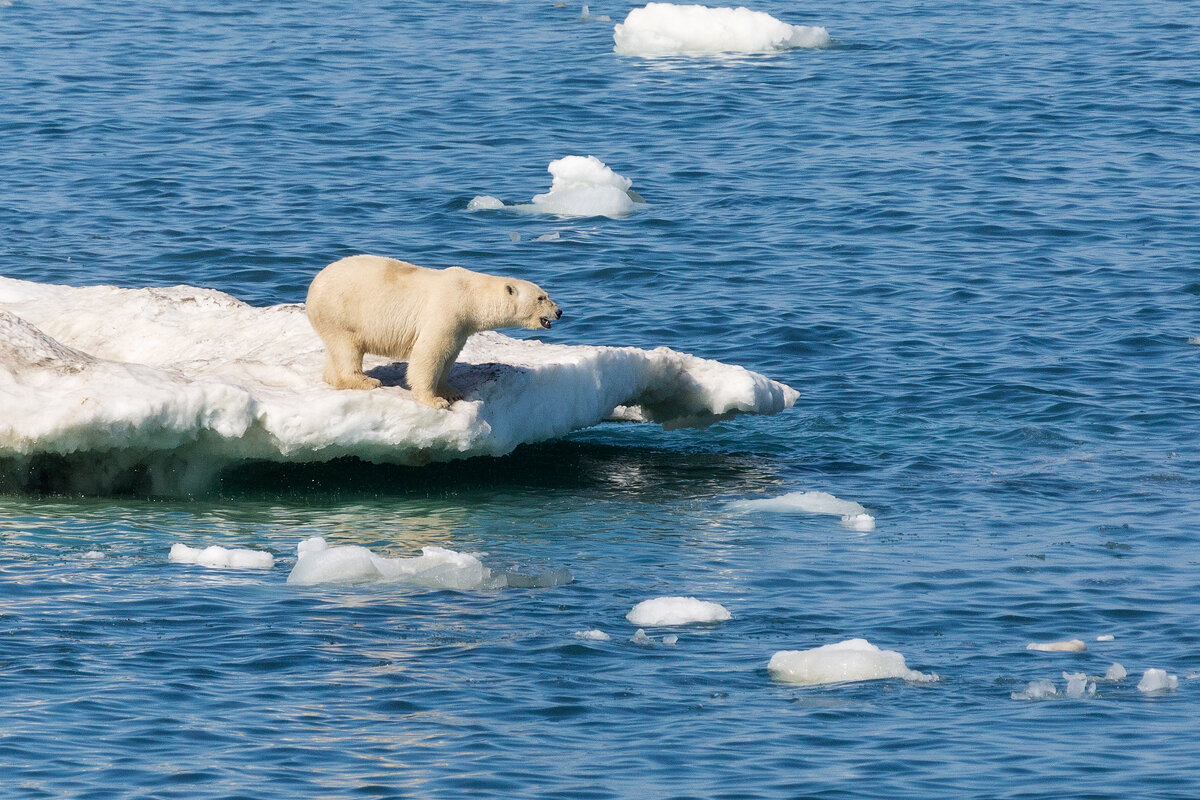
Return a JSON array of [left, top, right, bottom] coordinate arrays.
[[540, 305, 563, 330]]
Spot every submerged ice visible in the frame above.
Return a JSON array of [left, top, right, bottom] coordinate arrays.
[[768, 638, 938, 686], [469, 156, 643, 219], [727, 490, 875, 530], [613, 3, 830, 56], [287, 537, 571, 590], [0, 277, 796, 493]]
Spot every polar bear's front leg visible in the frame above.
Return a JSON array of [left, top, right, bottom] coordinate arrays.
[[322, 337, 381, 390], [407, 331, 465, 409]]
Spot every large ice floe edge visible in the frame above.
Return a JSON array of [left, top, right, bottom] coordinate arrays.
[[0, 276, 797, 493], [614, 3, 830, 56]]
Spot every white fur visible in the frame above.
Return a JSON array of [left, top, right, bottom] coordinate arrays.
[[306, 255, 561, 408]]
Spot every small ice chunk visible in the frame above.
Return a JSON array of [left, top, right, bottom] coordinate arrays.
[[663, 634, 679, 646], [467, 195, 505, 211], [169, 543, 275, 569], [728, 491, 873, 530], [1011, 679, 1059, 701], [767, 638, 938, 686], [287, 536, 489, 589], [613, 3, 830, 56], [1137, 668, 1178, 693], [82, 550, 106, 560], [1063, 672, 1089, 698], [626, 596, 732, 626], [840, 512, 876, 531], [534, 232, 561, 242], [1105, 663, 1127, 681], [1027, 639, 1087, 652], [574, 629, 612, 641], [1096, 634, 1115, 642], [630, 628, 653, 644]]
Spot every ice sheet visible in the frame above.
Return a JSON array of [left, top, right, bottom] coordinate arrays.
[[0, 276, 797, 493]]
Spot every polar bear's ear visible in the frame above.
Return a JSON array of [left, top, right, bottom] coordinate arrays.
[[506, 284, 516, 295]]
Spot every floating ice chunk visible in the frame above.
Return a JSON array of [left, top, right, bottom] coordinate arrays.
[[1096, 634, 1115, 642], [289, 536, 490, 589], [614, 3, 830, 56], [626, 596, 731, 626], [728, 490, 875, 530], [630, 628, 653, 644], [1137, 668, 1178, 693], [82, 550, 106, 560], [169, 542, 275, 570], [575, 629, 612, 641], [840, 512, 876, 531], [663, 634, 679, 646], [467, 195, 505, 211], [534, 232, 561, 242], [1105, 663, 1127, 681], [1027, 639, 1087, 652], [0, 277, 796, 494], [1062, 672, 1095, 698], [768, 638, 938, 686], [1189, 337, 1200, 346], [1011, 679, 1059, 701], [582, 4, 611, 22], [471, 156, 643, 219]]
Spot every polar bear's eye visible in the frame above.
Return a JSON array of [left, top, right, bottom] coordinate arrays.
[[506, 284, 515, 295]]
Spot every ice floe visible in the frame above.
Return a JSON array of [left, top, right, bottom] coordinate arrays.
[[1105, 663, 1127, 681], [469, 156, 643, 219], [626, 596, 732, 626], [1137, 668, 1178, 693], [169, 543, 275, 570], [767, 638, 938, 686], [1026, 639, 1087, 652], [574, 629, 612, 641], [726, 490, 875, 530], [0, 277, 796, 493], [1011, 679, 1059, 701], [613, 3, 829, 56], [285, 537, 572, 590]]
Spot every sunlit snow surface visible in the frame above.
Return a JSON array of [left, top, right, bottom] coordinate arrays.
[[614, 3, 830, 56], [0, 277, 796, 493]]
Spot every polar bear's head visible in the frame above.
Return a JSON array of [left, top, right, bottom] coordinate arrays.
[[503, 278, 562, 330]]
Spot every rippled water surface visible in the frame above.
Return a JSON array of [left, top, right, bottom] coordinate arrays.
[[2, 1, 1199, 798]]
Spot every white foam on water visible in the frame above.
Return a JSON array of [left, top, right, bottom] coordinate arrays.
[[469, 156, 643, 219], [726, 490, 875, 530], [1011, 679, 1058, 701], [626, 596, 732, 626], [613, 3, 830, 56], [767, 638, 939, 686], [1137, 668, 1178, 693], [574, 629, 612, 641], [0, 277, 796, 493], [169, 543, 275, 570], [1026, 639, 1087, 652]]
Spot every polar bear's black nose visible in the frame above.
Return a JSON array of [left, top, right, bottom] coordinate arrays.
[[555, 308, 562, 320]]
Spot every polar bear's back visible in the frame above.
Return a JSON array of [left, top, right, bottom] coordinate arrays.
[[306, 254, 434, 358]]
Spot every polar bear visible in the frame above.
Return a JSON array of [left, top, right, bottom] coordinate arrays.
[[306, 254, 562, 408]]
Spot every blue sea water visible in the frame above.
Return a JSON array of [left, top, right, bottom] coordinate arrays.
[[2, 0, 1199, 797]]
